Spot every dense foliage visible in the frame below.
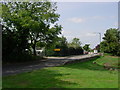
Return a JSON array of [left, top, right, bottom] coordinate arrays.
[[1, 1, 62, 62], [100, 28, 120, 56], [83, 44, 90, 52]]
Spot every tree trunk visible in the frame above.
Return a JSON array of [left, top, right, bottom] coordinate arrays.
[[32, 40, 36, 56]]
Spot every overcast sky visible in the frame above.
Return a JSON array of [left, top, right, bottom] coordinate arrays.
[[56, 2, 118, 49]]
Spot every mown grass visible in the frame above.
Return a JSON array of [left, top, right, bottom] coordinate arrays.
[[3, 55, 119, 88]]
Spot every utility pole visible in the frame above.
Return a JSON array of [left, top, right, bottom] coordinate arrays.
[[98, 32, 101, 53], [93, 32, 101, 53], [98, 33, 101, 44]]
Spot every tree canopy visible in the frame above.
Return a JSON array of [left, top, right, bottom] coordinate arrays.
[[100, 28, 120, 56], [68, 38, 81, 48], [83, 44, 90, 52], [1, 1, 62, 61]]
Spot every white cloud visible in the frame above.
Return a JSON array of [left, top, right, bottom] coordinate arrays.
[[109, 16, 117, 19], [67, 16, 105, 23], [92, 16, 104, 19], [68, 17, 85, 23], [85, 33, 96, 37], [62, 31, 72, 34]]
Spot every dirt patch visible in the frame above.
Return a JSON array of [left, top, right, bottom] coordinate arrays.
[[17, 80, 30, 87]]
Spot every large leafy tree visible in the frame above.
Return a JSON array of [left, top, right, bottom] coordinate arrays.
[[100, 28, 120, 56], [83, 44, 90, 52], [2, 1, 62, 56], [68, 38, 81, 48], [55, 36, 68, 48], [68, 38, 83, 55], [2, 2, 30, 55]]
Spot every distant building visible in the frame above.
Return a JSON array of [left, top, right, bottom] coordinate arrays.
[[92, 44, 100, 54], [95, 44, 100, 52], [88, 52, 94, 54], [32, 47, 45, 56], [83, 50, 88, 54], [94, 50, 98, 54]]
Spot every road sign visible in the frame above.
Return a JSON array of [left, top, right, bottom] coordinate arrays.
[[54, 49, 61, 51]]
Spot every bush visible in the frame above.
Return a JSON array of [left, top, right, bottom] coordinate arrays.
[[3, 52, 42, 63]]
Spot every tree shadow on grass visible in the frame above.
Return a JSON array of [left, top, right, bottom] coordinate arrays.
[[61, 56, 109, 72], [3, 68, 78, 89]]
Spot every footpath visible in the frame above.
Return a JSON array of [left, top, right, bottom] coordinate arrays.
[[3, 54, 100, 76]]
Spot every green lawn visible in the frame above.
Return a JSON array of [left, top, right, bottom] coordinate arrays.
[[3, 55, 119, 88]]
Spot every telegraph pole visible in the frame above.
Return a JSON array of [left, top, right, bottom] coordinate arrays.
[[98, 32, 101, 53], [93, 32, 101, 53]]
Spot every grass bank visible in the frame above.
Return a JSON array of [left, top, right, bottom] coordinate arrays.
[[3, 55, 119, 88]]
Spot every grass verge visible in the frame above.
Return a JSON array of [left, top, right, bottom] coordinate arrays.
[[3, 55, 119, 88]]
